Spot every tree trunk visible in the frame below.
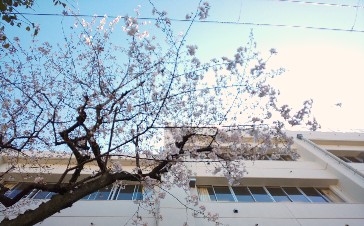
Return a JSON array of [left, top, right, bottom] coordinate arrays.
[[0, 172, 136, 226]]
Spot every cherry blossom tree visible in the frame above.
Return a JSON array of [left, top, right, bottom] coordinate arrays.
[[0, 1, 318, 225], [0, 0, 66, 48]]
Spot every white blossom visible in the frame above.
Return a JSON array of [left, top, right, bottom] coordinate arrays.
[[111, 162, 123, 173], [186, 45, 198, 56], [198, 2, 210, 20], [34, 177, 44, 184]]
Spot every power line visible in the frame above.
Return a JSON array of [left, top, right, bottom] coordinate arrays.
[[4, 12, 364, 33], [185, 19, 364, 33], [268, 0, 364, 8]]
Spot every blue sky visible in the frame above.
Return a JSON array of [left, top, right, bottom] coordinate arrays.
[[6, 0, 364, 131]]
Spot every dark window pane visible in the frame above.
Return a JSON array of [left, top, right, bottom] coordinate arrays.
[[88, 191, 99, 200], [249, 187, 273, 202], [143, 187, 153, 200], [117, 185, 135, 200], [134, 185, 143, 200], [206, 186, 217, 201], [346, 156, 361, 163], [232, 187, 254, 202], [281, 155, 293, 161], [266, 187, 291, 202], [94, 186, 112, 200], [207, 187, 216, 201], [197, 186, 217, 201], [318, 188, 344, 203], [283, 187, 309, 202], [213, 186, 234, 202], [300, 187, 327, 203], [46, 192, 55, 199], [339, 156, 349, 162], [33, 190, 51, 199], [5, 183, 31, 199]]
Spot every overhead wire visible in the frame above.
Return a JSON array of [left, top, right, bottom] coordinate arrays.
[[3, 12, 364, 33], [351, 0, 363, 29], [267, 0, 364, 8]]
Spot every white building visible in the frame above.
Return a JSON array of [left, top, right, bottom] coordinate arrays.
[[1, 131, 364, 226]]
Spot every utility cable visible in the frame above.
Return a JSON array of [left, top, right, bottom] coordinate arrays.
[[267, 0, 364, 8], [2, 12, 364, 33]]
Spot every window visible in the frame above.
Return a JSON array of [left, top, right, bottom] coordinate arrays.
[[197, 186, 235, 202], [82, 184, 144, 201], [115, 185, 143, 201], [317, 188, 344, 203], [4, 183, 29, 199], [32, 190, 55, 199], [82, 185, 145, 200], [300, 187, 327, 203], [4, 183, 55, 200], [213, 186, 235, 202], [231, 187, 254, 202], [84, 185, 113, 200], [5, 183, 147, 201], [197, 186, 216, 201], [258, 154, 295, 161], [328, 150, 364, 163], [338, 156, 364, 163], [197, 185, 344, 203], [282, 187, 310, 202], [266, 187, 291, 202], [193, 152, 296, 161], [249, 187, 273, 202]]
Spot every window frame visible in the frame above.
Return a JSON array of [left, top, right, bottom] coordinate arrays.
[[212, 186, 236, 202], [265, 186, 292, 202], [5, 182, 147, 201], [196, 185, 343, 203], [231, 186, 255, 202], [299, 187, 330, 203], [248, 186, 274, 202]]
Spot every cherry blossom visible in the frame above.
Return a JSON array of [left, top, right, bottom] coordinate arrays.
[[0, 1, 319, 225]]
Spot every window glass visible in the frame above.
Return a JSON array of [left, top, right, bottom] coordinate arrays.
[[358, 156, 364, 163], [94, 185, 112, 200], [87, 191, 99, 200], [213, 186, 235, 202], [346, 156, 361, 163], [33, 190, 54, 199], [46, 192, 55, 199], [339, 156, 349, 162], [133, 185, 143, 200], [142, 186, 153, 200], [232, 187, 254, 202], [3, 183, 15, 189], [197, 186, 216, 201], [87, 186, 112, 200], [249, 187, 273, 202], [4, 183, 56, 199], [266, 187, 291, 202], [116, 185, 135, 200], [24, 189, 37, 199], [300, 187, 327, 203], [5, 183, 30, 199], [318, 188, 344, 203], [283, 187, 309, 202], [281, 155, 293, 161]]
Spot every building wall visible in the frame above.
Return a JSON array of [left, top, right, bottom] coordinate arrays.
[[1, 131, 364, 226]]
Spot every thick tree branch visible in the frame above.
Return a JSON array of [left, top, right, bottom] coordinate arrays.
[[0, 172, 137, 226]]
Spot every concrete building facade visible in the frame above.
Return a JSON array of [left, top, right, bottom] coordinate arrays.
[[1, 131, 364, 226]]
